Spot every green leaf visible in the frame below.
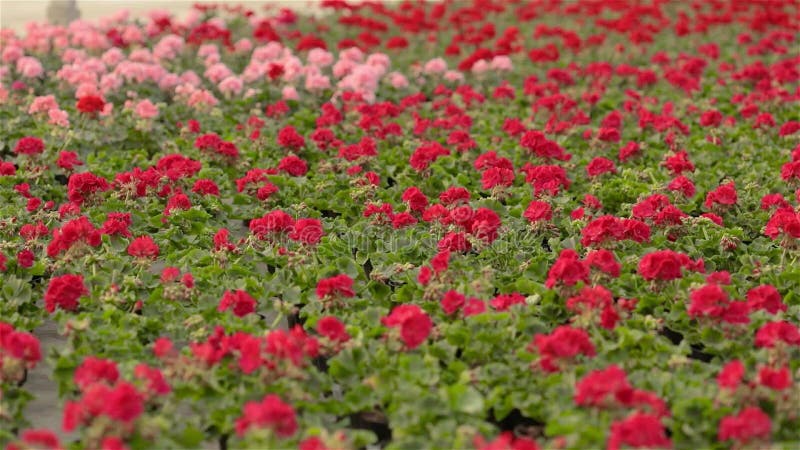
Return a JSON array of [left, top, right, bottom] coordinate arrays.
[[446, 384, 485, 415]]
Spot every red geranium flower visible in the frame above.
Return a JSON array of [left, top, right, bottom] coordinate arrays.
[[57, 151, 82, 171], [44, 274, 88, 313], [401, 187, 428, 212], [316, 274, 355, 299], [441, 290, 466, 315], [74, 356, 119, 390], [545, 249, 589, 289], [277, 126, 306, 150], [529, 325, 595, 372], [746, 285, 786, 314], [278, 155, 308, 176], [474, 432, 539, 450], [754, 321, 800, 348], [381, 304, 432, 350], [607, 413, 672, 450], [76, 95, 106, 115], [218, 290, 257, 317], [235, 394, 297, 437], [104, 382, 144, 423], [638, 250, 699, 281], [575, 365, 634, 408], [316, 316, 350, 343], [704, 181, 737, 210], [718, 407, 771, 445], [9, 429, 63, 450], [127, 236, 159, 259], [523, 200, 553, 224], [758, 366, 791, 391], [14, 136, 45, 155], [717, 360, 745, 390], [288, 218, 324, 245]]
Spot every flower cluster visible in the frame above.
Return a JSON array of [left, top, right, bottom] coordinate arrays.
[[0, 322, 41, 384]]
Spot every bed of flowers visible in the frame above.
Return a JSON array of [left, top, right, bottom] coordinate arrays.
[[1, 0, 799, 449]]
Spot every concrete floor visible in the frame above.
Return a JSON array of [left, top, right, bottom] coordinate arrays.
[[23, 320, 70, 440]]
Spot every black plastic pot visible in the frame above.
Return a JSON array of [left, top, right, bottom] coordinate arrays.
[[320, 209, 341, 219], [658, 326, 714, 362], [488, 408, 544, 438], [349, 410, 391, 446], [362, 258, 373, 278], [286, 305, 306, 329], [16, 368, 28, 388]]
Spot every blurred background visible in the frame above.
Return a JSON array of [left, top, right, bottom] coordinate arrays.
[[0, 0, 326, 31]]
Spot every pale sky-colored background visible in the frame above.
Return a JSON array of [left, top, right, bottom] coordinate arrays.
[[0, 0, 326, 31]]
